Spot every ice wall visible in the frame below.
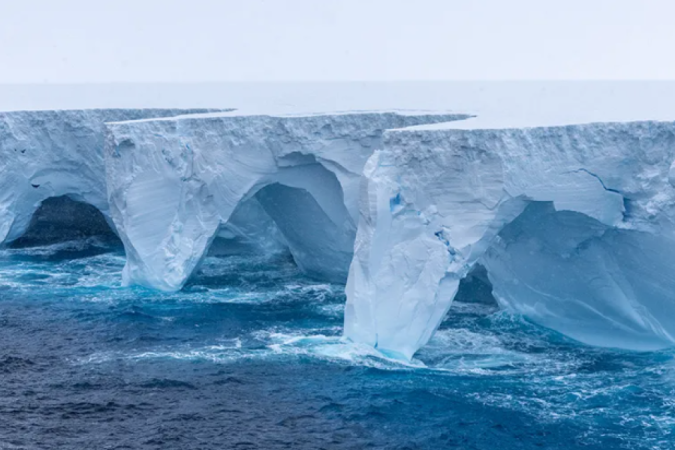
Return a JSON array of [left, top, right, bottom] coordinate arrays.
[[104, 111, 467, 291], [0, 109, 222, 246], [344, 121, 675, 359]]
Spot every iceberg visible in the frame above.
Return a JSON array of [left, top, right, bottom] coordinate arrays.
[[4, 98, 675, 361], [104, 111, 466, 291], [344, 119, 675, 359]]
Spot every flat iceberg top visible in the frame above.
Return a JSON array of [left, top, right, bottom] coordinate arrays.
[[4, 82, 675, 132], [4, 81, 675, 127], [106, 109, 465, 126], [392, 114, 675, 132], [0, 107, 228, 115]]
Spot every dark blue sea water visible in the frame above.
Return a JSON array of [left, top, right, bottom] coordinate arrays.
[[1, 238, 674, 449]]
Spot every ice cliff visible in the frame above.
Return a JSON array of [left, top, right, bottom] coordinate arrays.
[[104, 111, 465, 291], [0, 109, 222, 246], [344, 119, 675, 359]]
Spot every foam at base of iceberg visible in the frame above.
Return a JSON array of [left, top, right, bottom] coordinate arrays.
[[344, 121, 675, 359], [104, 111, 466, 291]]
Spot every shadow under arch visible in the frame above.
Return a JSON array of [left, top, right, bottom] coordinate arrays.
[[453, 264, 497, 306], [7, 196, 122, 254], [207, 156, 357, 284]]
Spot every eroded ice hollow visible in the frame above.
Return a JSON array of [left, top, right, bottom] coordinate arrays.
[[104, 111, 466, 291], [344, 119, 675, 360], [0, 109, 224, 248]]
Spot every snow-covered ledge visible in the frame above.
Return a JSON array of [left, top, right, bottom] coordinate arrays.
[[0, 109, 223, 246], [344, 119, 675, 360], [104, 111, 467, 291]]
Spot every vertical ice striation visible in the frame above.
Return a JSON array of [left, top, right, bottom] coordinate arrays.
[[344, 121, 675, 359]]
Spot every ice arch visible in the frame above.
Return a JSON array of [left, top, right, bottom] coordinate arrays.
[[0, 109, 224, 246], [181, 158, 354, 282], [104, 111, 465, 291], [345, 120, 675, 360]]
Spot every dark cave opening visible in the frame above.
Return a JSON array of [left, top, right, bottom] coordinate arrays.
[[454, 264, 497, 306], [8, 196, 120, 248]]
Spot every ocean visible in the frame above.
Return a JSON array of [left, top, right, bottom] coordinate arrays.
[[1, 236, 673, 449]]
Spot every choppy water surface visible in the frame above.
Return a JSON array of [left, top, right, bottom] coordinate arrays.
[[1, 239, 674, 449]]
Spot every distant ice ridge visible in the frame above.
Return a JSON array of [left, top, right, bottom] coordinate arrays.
[[104, 111, 466, 291], [344, 120, 675, 359], [0, 109, 224, 246]]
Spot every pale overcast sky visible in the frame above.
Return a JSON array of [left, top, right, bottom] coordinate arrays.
[[1, 0, 674, 83]]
